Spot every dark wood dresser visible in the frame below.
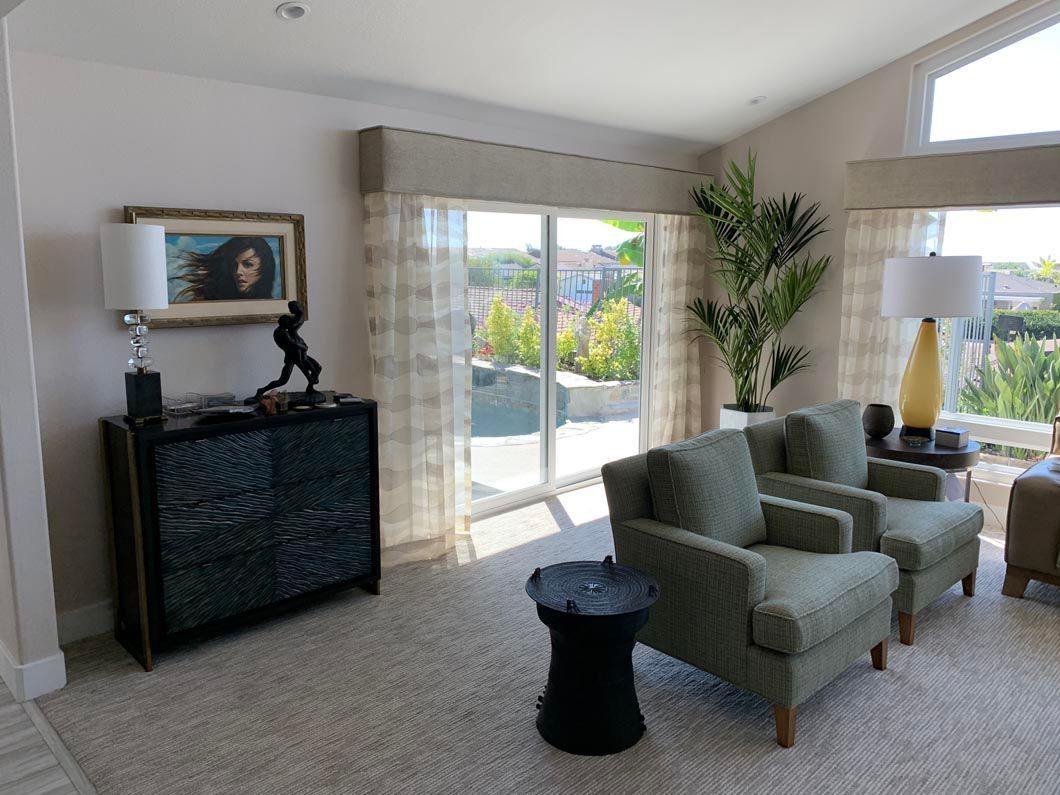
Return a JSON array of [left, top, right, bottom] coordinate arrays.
[[99, 403, 380, 670]]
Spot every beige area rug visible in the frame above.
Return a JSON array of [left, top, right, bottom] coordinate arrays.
[[40, 486, 1060, 794]]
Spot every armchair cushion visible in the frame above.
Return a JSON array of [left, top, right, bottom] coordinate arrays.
[[743, 417, 788, 476], [760, 495, 853, 554], [881, 498, 984, 571], [647, 428, 767, 548], [785, 399, 869, 488], [867, 458, 946, 502], [748, 545, 897, 654]]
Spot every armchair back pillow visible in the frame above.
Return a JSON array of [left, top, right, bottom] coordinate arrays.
[[785, 399, 869, 488], [646, 428, 767, 548]]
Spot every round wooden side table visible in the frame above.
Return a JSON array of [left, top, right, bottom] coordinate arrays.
[[526, 556, 659, 756], [865, 431, 981, 501]]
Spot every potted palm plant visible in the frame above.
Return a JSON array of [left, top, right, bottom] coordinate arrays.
[[688, 154, 830, 428]]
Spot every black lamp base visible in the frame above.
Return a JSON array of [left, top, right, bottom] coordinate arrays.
[[124, 370, 164, 424], [900, 424, 935, 441]]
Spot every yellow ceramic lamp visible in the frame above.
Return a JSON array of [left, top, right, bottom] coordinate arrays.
[[881, 254, 983, 438]]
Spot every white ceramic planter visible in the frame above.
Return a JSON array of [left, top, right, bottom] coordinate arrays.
[[719, 404, 776, 429]]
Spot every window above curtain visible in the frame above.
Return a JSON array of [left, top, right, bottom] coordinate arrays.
[[905, 1, 1060, 155]]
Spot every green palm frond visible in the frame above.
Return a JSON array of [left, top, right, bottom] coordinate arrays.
[[687, 152, 830, 412]]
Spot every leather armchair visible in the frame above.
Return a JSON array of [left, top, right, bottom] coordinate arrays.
[[1003, 415, 1060, 597]]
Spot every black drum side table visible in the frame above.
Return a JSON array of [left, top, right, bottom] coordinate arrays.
[[866, 431, 981, 501], [526, 556, 659, 756]]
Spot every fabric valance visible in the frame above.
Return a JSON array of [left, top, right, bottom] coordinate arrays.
[[844, 144, 1060, 210], [359, 127, 711, 215]]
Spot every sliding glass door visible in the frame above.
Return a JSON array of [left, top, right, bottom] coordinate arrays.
[[468, 205, 653, 511], [553, 215, 648, 483], [467, 210, 548, 502]]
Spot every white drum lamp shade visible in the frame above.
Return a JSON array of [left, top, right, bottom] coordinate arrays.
[[100, 223, 169, 310], [880, 254, 983, 436], [881, 255, 983, 318]]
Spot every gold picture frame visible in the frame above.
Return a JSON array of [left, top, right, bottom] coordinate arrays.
[[125, 206, 308, 328]]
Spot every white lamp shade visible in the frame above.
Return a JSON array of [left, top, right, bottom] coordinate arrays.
[[880, 255, 983, 318], [100, 223, 169, 310]]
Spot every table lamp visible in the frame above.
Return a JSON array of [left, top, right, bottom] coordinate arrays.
[[881, 253, 983, 440], [100, 223, 169, 423]]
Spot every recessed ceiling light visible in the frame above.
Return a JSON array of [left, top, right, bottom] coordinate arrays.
[[750, 96, 767, 106], [276, 2, 310, 21]]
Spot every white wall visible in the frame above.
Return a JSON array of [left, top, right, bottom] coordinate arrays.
[[698, 0, 1043, 421], [11, 50, 699, 634]]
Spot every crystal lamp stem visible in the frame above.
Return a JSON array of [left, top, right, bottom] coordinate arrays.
[[124, 311, 153, 373]]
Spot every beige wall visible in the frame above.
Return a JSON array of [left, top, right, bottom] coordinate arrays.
[[11, 51, 698, 628], [698, 0, 1042, 422]]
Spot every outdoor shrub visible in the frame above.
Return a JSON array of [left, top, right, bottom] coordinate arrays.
[[469, 265, 498, 287], [991, 310, 1060, 340], [469, 250, 536, 268], [515, 309, 541, 368], [557, 327, 577, 369], [577, 299, 640, 381], [508, 269, 540, 290], [960, 334, 1060, 424], [483, 296, 517, 362]]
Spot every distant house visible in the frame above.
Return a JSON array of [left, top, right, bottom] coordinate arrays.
[[992, 272, 1060, 310], [556, 249, 625, 306]]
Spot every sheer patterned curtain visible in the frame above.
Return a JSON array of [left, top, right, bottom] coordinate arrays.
[[838, 209, 944, 414], [648, 214, 706, 446], [364, 193, 471, 564]]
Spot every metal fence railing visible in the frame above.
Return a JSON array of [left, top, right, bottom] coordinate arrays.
[[466, 265, 642, 335], [942, 271, 997, 412]]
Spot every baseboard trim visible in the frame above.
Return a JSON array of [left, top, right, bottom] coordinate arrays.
[[58, 599, 113, 645], [0, 640, 66, 701]]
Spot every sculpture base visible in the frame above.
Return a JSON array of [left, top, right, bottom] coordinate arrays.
[[246, 389, 331, 408], [288, 389, 328, 407]]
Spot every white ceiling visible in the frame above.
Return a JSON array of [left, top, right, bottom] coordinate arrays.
[[8, 0, 1014, 154]]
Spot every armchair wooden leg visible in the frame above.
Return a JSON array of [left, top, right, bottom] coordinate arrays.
[[871, 639, 888, 671], [962, 570, 976, 596], [773, 705, 796, 748], [1002, 566, 1029, 598], [898, 611, 916, 646]]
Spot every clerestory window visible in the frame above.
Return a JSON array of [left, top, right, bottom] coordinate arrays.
[[906, 2, 1060, 154]]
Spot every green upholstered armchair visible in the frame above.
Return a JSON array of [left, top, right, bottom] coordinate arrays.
[[601, 428, 898, 748], [745, 400, 983, 646]]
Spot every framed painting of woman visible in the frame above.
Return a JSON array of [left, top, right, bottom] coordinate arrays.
[[124, 206, 308, 328]]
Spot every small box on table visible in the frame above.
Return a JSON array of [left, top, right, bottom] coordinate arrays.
[[935, 427, 969, 448]]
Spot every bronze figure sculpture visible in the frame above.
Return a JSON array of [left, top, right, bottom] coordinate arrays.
[[255, 301, 324, 404]]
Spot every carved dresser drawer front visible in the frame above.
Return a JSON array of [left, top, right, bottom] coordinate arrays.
[[274, 527, 373, 599], [163, 547, 278, 634], [272, 414, 370, 484], [155, 429, 273, 505], [156, 490, 276, 575]]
